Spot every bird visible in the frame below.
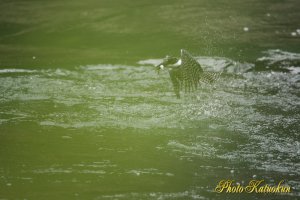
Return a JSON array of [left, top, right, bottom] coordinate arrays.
[[156, 49, 221, 98]]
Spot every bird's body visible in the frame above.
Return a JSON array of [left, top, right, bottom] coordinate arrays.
[[156, 49, 221, 98]]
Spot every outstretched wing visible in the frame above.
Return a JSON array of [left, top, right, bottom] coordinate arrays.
[[179, 49, 203, 92], [168, 49, 222, 98], [200, 71, 222, 84], [169, 68, 181, 98]]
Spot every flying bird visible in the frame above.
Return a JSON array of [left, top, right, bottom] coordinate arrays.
[[156, 49, 221, 98]]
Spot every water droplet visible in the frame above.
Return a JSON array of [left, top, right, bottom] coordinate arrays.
[[243, 27, 249, 32], [62, 136, 72, 139], [166, 173, 174, 176]]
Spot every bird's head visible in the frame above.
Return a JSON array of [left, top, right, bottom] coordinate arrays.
[[155, 56, 180, 74]]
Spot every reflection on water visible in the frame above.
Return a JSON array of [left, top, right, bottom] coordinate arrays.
[[0, 49, 299, 199]]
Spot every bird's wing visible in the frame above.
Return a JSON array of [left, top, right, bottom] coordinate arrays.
[[169, 69, 181, 98], [168, 49, 222, 98], [200, 71, 222, 84], [179, 49, 203, 92]]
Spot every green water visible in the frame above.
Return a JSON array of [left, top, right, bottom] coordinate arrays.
[[0, 0, 300, 200]]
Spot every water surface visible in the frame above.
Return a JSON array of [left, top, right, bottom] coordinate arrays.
[[0, 0, 300, 200]]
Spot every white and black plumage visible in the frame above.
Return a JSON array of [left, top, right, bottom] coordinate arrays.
[[156, 49, 221, 98]]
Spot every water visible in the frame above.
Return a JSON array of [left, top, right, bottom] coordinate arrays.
[[1, 1, 300, 200]]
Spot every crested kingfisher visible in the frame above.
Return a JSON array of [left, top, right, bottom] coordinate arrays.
[[156, 49, 221, 98]]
